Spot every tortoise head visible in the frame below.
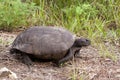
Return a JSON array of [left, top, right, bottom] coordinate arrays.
[[74, 38, 91, 47]]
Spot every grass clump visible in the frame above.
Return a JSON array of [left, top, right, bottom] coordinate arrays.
[[31, 0, 120, 43], [99, 43, 118, 62], [1, 0, 120, 39], [0, 0, 37, 31]]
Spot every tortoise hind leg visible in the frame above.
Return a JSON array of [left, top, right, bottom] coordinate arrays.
[[10, 49, 33, 67], [10, 48, 17, 54], [21, 53, 33, 67]]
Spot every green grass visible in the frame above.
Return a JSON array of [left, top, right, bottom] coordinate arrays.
[[31, 0, 120, 41], [99, 43, 118, 62], [0, 0, 37, 31], [35, 0, 119, 63]]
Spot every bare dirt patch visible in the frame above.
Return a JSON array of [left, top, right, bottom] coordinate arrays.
[[0, 32, 120, 80]]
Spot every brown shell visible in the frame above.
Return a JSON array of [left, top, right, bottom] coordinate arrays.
[[12, 26, 75, 60]]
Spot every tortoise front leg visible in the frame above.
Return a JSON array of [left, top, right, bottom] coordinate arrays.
[[57, 48, 74, 65], [74, 47, 81, 58]]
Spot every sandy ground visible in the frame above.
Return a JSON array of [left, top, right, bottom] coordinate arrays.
[[0, 32, 120, 80]]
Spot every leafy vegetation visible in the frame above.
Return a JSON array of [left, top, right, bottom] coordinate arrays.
[[0, 0, 37, 31], [0, 0, 119, 38]]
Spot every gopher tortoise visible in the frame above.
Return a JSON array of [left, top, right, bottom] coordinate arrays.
[[10, 26, 91, 66]]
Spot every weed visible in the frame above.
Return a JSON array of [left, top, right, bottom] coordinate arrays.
[[99, 44, 117, 62], [0, 0, 37, 31]]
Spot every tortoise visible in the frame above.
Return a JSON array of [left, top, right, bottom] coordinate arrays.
[[10, 26, 91, 66]]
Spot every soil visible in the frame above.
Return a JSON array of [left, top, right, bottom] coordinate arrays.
[[0, 32, 120, 80]]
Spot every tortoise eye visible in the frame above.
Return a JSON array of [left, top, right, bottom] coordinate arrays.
[[86, 39, 89, 42]]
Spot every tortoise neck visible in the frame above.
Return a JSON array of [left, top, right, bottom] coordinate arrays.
[[72, 41, 82, 47]]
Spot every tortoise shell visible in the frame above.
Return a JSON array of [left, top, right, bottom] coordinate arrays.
[[11, 27, 75, 60]]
